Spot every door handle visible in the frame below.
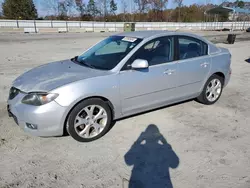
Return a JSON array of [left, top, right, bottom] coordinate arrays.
[[200, 62, 209, 67], [164, 69, 176, 75]]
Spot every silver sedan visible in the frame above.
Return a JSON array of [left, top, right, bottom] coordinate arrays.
[[7, 31, 231, 142]]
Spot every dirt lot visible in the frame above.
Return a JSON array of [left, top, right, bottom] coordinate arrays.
[[0, 32, 250, 188]]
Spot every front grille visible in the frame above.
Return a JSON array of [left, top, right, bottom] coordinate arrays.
[[9, 87, 20, 100]]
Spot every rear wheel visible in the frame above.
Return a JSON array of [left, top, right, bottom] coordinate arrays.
[[197, 74, 224, 105], [67, 98, 112, 142]]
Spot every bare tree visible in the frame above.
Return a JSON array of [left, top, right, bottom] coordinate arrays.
[[64, 0, 75, 17], [58, 1, 68, 19], [43, 0, 60, 16], [75, 0, 85, 19], [121, 0, 128, 14], [149, 0, 168, 10], [148, 0, 168, 21], [87, 0, 99, 19], [42, 0, 74, 18], [174, 0, 183, 22], [110, 0, 117, 15], [134, 0, 149, 14], [121, 0, 128, 21], [97, 0, 110, 20]]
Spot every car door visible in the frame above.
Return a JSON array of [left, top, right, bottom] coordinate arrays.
[[119, 36, 179, 116], [176, 36, 211, 98]]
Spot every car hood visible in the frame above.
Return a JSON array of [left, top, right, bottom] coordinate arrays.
[[13, 59, 109, 92]]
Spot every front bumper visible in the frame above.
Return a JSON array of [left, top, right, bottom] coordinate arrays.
[[7, 92, 68, 137], [224, 68, 231, 87]]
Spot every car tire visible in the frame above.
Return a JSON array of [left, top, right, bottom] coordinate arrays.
[[67, 98, 112, 142], [197, 74, 224, 105]]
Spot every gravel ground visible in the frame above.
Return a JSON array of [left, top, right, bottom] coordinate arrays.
[[0, 32, 250, 188]]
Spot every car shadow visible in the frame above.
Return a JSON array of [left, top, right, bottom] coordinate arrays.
[[59, 99, 194, 138], [60, 99, 194, 138], [245, 58, 250, 63], [117, 99, 194, 122], [124, 124, 179, 188]]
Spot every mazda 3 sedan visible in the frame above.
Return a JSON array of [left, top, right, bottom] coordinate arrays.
[[7, 31, 231, 142]]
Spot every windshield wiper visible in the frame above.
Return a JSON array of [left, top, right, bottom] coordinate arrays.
[[71, 56, 96, 69], [81, 61, 97, 69]]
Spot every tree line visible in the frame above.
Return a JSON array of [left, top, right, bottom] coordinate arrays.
[[0, 0, 248, 22]]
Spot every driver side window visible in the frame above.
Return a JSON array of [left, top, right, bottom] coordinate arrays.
[[123, 36, 174, 70]]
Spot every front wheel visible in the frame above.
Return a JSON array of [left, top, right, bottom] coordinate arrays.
[[67, 98, 112, 142], [197, 74, 224, 105]]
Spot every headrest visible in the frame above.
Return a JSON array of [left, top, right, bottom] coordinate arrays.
[[188, 43, 199, 51]]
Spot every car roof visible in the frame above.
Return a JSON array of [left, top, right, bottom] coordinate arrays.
[[115, 30, 207, 41], [115, 30, 176, 39], [114, 30, 220, 56]]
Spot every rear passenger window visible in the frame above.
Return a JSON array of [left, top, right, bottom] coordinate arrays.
[[178, 36, 208, 60]]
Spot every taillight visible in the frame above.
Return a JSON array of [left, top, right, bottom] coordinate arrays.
[[229, 68, 232, 75]]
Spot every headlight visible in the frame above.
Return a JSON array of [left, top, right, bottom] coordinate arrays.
[[21, 93, 59, 106]]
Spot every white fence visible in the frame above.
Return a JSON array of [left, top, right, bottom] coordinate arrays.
[[0, 19, 250, 31]]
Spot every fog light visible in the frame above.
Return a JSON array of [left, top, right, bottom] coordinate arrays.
[[26, 123, 37, 130]]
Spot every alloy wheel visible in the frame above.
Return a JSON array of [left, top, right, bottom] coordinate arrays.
[[74, 105, 108, 138], [206, 78, 222, 102]]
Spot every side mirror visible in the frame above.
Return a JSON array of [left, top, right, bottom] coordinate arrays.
[[131, 59, 149, 69]]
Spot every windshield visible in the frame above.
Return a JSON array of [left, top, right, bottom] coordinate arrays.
[[77, 36, 142, 70]]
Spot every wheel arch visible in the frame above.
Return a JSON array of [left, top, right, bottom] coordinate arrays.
[[213, 72, 225, 84], [199, 71, 226, 95], [63, 96, 115, 135]]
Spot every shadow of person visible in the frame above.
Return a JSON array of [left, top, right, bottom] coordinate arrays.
[[124, 124, 179, 188]]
